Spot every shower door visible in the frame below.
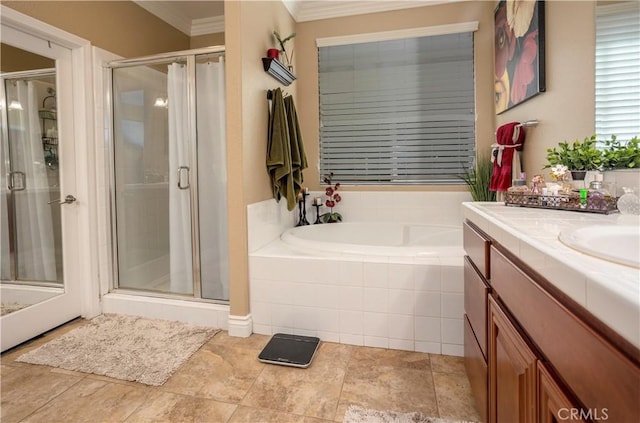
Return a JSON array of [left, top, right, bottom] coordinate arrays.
[[1, 71, 61, 285], [110, 49, 228, 301], [0, 23, 83, 352], [112, 58, 195, 295]]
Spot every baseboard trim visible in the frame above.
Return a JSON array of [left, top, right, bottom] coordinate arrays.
[[228, 314, 253, 337], [101, 293, 229, 329]]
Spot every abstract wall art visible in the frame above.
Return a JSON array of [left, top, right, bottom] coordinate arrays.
[[494, 0, 546, 114]]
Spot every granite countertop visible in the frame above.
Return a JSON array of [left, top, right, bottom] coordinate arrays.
[[462, 202, 640, 349]]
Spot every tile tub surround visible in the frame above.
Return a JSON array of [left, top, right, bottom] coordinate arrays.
[[247, 191, 472, 355], [247, 191, 473, 252], [463, 202, 640, 348], [250, 251, 465, 355]]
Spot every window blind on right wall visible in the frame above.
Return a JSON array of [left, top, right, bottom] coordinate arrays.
[[595, 2, 640, 143], [318, 31, 475, 185]]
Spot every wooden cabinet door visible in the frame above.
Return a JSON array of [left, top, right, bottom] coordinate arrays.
[[488, 297, 537, 423], [538, 362, 586, 423]]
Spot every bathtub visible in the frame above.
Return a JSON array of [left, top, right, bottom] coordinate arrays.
[[281, 223, 463, 257], [250, 221, 466, 356]]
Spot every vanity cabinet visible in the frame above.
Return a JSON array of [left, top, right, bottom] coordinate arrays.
[[538, 362, 586, 423], [463, 222, 491, 423], [463, 218, 640, 423], [488, 296, 537, 423]]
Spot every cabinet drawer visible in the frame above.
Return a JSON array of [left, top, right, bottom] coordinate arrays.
[[463, 221, 490, 279], [464, 256, 490, 359], [464, 315, 488, 423], [490, 246, 640, 423]]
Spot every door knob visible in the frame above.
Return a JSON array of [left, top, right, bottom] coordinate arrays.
[[48, 195, 76, 205]]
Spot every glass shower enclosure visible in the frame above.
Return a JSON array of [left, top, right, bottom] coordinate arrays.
[[108, 47, 228, 301]]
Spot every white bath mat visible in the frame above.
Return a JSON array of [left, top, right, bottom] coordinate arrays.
[[16, 313, 219, 386], [343, 405, 475, 423]]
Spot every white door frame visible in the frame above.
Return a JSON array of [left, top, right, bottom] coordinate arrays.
[[1, 6, 100, 349]]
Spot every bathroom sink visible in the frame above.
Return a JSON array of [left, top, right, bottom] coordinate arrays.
[[559, 225, 640, 268]]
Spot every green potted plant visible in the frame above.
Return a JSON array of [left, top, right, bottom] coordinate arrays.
[[460, 155, 496, 201], [601, 135, 640, 170], [600, 135, 640, 197], [544, 135, 603, 180]]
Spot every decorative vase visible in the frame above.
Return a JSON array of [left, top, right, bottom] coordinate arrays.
[[570, 170, 587, 181], [617, 188, 640, 215], [569, 170, 587, 189]]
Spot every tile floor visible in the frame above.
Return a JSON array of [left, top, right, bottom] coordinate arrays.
[[1, 318, 481, 423]]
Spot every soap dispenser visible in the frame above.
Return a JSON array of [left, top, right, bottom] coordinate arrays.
[[617, 187, 640, 215]]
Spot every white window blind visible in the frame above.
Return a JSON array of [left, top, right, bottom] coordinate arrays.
[[318, 31, 475, 184], [596, 2, 640, 142]]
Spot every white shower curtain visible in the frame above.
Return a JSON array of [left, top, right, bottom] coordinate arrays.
[[9, 81, 57, 281], [167, 63, 194, 293], [196, 59, 229, 300]]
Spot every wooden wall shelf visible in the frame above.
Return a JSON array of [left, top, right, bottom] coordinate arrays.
[[262, 58, 296, 86]]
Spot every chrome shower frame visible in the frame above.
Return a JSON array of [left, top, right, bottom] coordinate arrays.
[[104, 46, 227, 303]]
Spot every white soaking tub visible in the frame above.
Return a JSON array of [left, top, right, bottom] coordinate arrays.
[[281, 222, 464, 257]]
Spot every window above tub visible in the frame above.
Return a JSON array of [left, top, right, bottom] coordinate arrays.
[[317, 22, 478, 185]]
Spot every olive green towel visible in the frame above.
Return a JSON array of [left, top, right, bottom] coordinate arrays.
[[267, 88, 295, 211], [284, 95, 308, 197]]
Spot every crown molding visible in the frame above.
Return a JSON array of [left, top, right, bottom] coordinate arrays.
[[135, 0, 464, 37], [291, 0, 463, 23], [191, 15, 224, 37], [316, 21, 479, 47], [280, 0, 300, 20], [134, 1, 192, 35]]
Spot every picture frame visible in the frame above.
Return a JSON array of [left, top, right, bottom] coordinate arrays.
[[494, 0, 546, 114]]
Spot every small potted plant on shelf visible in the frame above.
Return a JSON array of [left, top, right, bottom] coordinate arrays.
[[273, 31, 296, 71], [320, 172, 342, 223], [544, 135, 603, 180]]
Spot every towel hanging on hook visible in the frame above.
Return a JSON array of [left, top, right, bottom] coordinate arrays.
[[267, 89, 289, 100]]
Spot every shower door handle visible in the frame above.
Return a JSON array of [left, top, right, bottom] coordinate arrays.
[[8, 171, 26, 191], [177, 166, 190, 190], [48, 195, 76, 205]]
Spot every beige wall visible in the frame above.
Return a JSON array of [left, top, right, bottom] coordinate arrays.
[[296, 1, 496, 191], [225, 0, 296, 316], [296, 1, 599, 188], [3, 1, 190, 57], [191, 32, 225, 49], [496, 1, 595, 177], [2, 0, 601, 322], [0, 43, 55, 72]]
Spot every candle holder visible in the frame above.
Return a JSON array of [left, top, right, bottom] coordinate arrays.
[[296, 190, 310, 226], [313, 204, 323, 224]]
